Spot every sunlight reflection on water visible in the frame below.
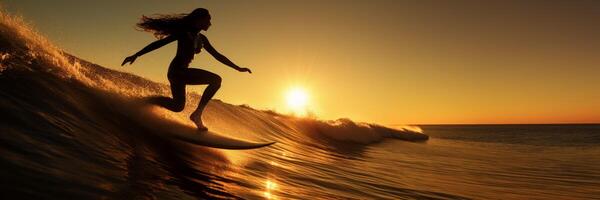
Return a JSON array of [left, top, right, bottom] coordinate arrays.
[[263, 180, 278, 199]]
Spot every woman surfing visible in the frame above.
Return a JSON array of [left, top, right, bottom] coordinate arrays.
[[122, 8, 252, 131]]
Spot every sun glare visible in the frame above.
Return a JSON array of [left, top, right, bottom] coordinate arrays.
[[286, 87, 309, 116]]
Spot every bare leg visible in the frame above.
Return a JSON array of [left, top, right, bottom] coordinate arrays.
[[145, 82, 186, 112], [182, 68, 222, 131], [190, 82, 219, 131]]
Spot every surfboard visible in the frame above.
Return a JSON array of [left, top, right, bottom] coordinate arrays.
[[166, 130, 275, 150]]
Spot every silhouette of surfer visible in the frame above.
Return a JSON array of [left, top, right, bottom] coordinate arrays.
[[122, 8, 251, 131]]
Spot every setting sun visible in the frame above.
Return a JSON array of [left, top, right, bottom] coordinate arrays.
[[285, 87, 309, 116], [3, 1, 600, 200]]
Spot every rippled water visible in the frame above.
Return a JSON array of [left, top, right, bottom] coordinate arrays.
[[4, 98, 599, 200], [1, 10, 599, 199], [221, 125, 600, 199]]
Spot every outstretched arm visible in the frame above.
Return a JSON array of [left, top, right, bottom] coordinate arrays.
[[200, 34, 252, 73], [122, 35, 177, 66]]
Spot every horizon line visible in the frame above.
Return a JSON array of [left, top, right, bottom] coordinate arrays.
[[392, 123, 600, 126]]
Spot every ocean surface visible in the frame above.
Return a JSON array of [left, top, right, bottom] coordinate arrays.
[[1, 10, 600, 200]]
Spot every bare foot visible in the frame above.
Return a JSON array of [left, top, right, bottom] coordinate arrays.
[[190, 111, 208, 132]]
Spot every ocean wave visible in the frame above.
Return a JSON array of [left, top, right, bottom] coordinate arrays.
[[0, 8, 426, 148], [0, 7, 438, 199]]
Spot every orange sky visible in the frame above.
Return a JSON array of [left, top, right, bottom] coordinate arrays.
[[4, 0, 600, 124]]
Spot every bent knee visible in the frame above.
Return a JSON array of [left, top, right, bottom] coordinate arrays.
[[172, 101, 186, 112], [173, 105, 185, 112], [212, 75, 222, 87]]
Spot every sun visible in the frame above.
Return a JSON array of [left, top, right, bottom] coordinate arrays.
[[286, 87, 309, 115]]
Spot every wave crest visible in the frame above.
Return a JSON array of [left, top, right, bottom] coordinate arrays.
[[296, 118, 427, 144], [0, 8, 427, 149]]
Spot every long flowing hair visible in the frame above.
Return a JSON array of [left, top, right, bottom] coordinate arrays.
[[136, 8, 209, 38]]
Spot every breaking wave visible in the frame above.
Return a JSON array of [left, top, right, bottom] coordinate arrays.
[[0, 9, 431, 199]]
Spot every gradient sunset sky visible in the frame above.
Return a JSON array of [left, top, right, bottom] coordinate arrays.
[[3, 0, 599, 125]]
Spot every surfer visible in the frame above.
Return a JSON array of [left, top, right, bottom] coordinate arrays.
[[122, 8, 252, 131]]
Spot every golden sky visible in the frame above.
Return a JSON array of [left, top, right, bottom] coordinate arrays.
[[4, 0, 600, 124]]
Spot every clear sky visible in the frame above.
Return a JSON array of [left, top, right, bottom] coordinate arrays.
[[3, 0, 599, 124]]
